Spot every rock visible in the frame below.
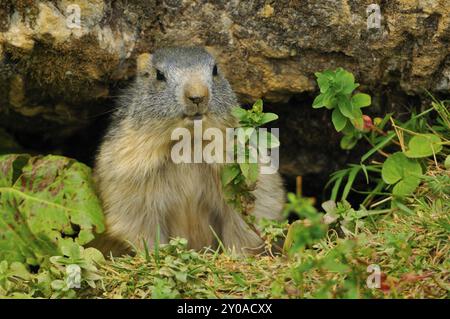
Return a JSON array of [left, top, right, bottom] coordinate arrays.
[[35, 2, 72, 43], [2, 11, 34, 51], [0, 0, 449, 186]]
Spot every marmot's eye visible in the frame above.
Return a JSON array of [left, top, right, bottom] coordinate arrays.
[[212, 65, 218, 76], [156, 69, 166, 81]]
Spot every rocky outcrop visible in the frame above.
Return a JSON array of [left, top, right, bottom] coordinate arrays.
[[0, 0, 449, 185]]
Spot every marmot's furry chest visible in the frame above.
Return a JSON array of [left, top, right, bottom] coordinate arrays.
[[95, 120, 231, 250], [149, 162, 225, 249]]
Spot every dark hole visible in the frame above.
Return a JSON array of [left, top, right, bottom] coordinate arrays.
[[28, 264, 40, 274]]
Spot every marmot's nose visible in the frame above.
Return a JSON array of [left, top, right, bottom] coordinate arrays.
[[184, 81, 209, 113], [188, 96, 205, 105]]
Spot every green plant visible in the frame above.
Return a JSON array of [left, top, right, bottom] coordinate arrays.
[[48, 240, 104, 297], [221, 99, 279, 221], [282, 193, 327, 253], [0, 241, 104, 298], [313, 68, 372, 150], [281, 192, 377, 298], [0, 154, 105, 266], [0, 154, 106, 298], [322, 199, 390, 236], [313, 68, 449, 207]]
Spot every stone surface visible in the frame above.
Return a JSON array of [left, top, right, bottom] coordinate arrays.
[[0, 0, 449, 186]]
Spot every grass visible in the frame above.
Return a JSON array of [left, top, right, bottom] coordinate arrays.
[[78, 165, 449, 299], [0, 165, 447, 299]]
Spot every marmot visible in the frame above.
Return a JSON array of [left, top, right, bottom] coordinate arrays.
[[93, 47, 285, 255]]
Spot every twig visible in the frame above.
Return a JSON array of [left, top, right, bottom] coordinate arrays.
[[370, 196, 392, 208], [390, 118, 405, 152]]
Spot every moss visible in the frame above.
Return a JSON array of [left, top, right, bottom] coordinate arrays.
[[0, 0, 40, 31], [9, 34, 118, 104], [11, 0, 37, 13]]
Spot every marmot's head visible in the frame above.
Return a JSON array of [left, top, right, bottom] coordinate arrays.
[[123, 47, 237, 128]]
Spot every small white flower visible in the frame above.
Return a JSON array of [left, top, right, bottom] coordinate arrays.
[[66, 264, 82, 289]]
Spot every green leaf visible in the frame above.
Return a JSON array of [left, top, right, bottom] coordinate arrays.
[[404, 134, 443, 158], [351, 93, 371, 108], [382, 152, 420, 184], [231, 107, 248, 120], [282, 220, 302, 253], [345, 83, 360, 95], [322, 258, 350, 273], [246, 112, 259, 123], [0, 154, 105, 266], [336, 69, 356, 95], [175, 271, 188, 283], [445, 155, 450, 170], [331, 108, 347, 132], [322, 92, 335, 109], [9, 262, 32, 280], [381, 152, 422, 197], [287, 193, 298, 204], [258, 131, 280, 148], [392, 175, 422, 197], [232, 273, 247, 287], [340, 134, 358, 150], [360, 132, 396, 162], [330, 172, 344, 202], [337, 95, 354, 119], [391, 199, 415, 214], [341, 166, 361, 201], [221, 164, 240, 186], [352, 106, 363, 119], [252, 99, 263, 113], [59, 238, 76, 258], [313, 92, 335, 109], [312, 93, 325, 109], [51, 280, 66, 291], [350, 109, 364, 130], [377, 113, 393, 130], [239, 162, 259, 185], [316, 73, 331, 93], [341, 121, 355, 135], [260, 113, 278, 125], [82, 247, 105, 264]]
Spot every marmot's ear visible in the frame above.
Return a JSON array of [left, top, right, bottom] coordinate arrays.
[[204, 46, 218, 59], [136, 53, 153, 78]]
